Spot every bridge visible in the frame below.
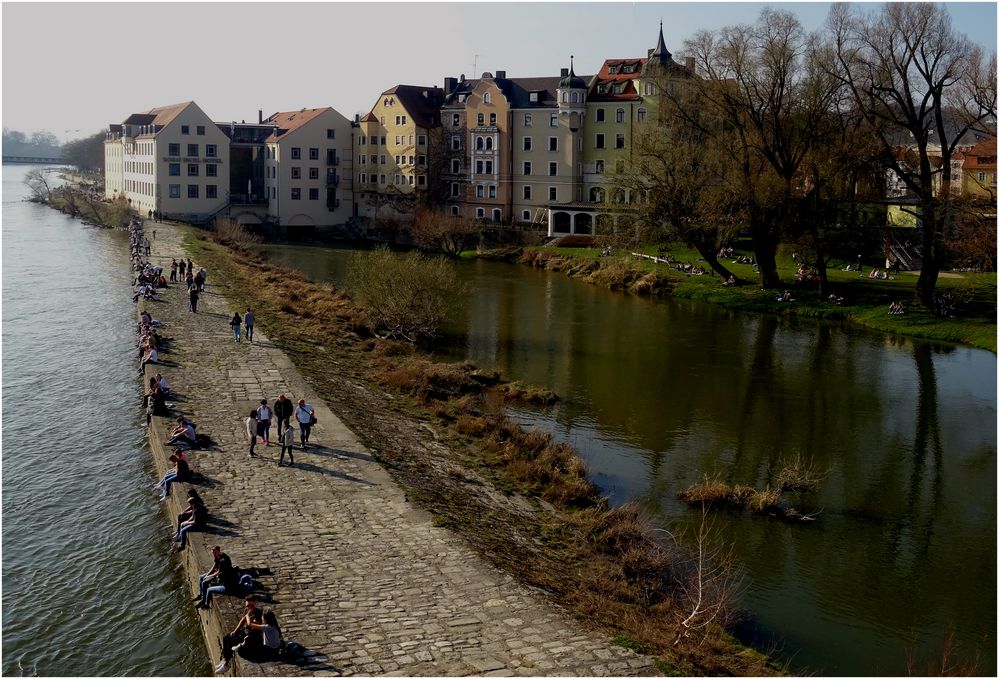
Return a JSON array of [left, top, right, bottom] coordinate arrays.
[[2, 155, 64, 164]]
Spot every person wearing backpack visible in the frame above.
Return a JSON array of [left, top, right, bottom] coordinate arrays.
[[230, 312, 242, 342]]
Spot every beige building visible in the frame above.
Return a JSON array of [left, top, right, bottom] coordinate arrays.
[[261, 108, 355, 231], [355, 85, 445, 220], [104, 101, 229, 222]]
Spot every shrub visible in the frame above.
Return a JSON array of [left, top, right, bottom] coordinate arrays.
[[212, 216, 260, 248], [347, 247, 462, 342]]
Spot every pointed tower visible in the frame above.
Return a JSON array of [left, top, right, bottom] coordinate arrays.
[[557, 55, 588, 126]]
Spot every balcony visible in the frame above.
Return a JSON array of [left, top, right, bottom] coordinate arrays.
[[326, 170, 340, 187]]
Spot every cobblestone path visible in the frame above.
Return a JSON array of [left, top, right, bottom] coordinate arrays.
[[146, 222, 659, 677]]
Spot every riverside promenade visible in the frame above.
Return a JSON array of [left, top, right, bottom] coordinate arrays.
[[143, 221, 659, 677]]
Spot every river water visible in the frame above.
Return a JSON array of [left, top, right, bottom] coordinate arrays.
[[260, 243, 996, 676], [1, 165, 208, 675]]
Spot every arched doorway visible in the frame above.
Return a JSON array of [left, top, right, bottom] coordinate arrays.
[[574, 212, 593, 235], [552, 211, 571, 234]]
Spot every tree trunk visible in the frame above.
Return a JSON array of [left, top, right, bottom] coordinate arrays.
[[915, 203, 941, 310], [692, 241, 737, 280], [752, 224, 781, 288]]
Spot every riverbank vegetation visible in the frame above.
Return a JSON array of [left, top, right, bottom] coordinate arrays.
[[182, 225, 782, 675], [25, 169, 131, 228], [485, 243, 997, 352]]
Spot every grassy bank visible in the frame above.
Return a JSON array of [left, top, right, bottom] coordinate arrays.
[[488, 244, 996, 352], [181, 226, 781, 676]]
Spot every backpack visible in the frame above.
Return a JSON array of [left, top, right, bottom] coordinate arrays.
[[278, 641, 304, 661]]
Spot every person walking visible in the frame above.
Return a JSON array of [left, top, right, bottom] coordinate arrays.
[[256, 399, 272, 446], [294, 399, 315, 448], [143, 236, 151, 255], [186, 259, 194, 278], [170, 259, 178, 282], [245, 409, 258, 458], [189, 287, 199, 313], [278, 425, 295, 467], [230, 312, 242, 342], [179, 259, 186, 280], [196, 268, 207, 292], [273, 394, 293, 437], [185, 270, 195, 292], [244, 308, 255, 343]]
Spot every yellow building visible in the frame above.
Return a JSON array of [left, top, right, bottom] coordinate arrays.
[[355, 85, 445, 221], [959, 137, 997, 202]]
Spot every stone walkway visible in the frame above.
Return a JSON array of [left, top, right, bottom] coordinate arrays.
[[145, 221, 659, 677]]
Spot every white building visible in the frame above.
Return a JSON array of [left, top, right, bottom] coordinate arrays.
[[262, 107, 354, 231], [104, 101, 229, 222]]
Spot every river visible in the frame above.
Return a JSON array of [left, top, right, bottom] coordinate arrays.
[[259, 243, 996, 676], [1, 165, 208, 675]]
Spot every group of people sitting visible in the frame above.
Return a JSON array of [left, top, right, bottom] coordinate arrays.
[[717, 246, 736, 259], [775, 290, 795, 302], [888, 300, 907, 315], [868, 268, 894, 280], [794, 264, 820, 285], [675, 261, 706, 275]]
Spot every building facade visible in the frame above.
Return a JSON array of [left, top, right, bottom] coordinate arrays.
[[104, 101, 230, 222]]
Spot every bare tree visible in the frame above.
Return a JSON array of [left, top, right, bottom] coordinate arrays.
[[24, 168, 52, 202], [827, 2, 997, 309], [409, 206, 478, 257], [679, 9, 837, 288]]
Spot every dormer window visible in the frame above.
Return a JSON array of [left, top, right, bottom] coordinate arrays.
[[623, 65, 634, 74], [608, 66, 618, 74], [612, 84, 623, 94], [529, 92, 539, 103], [597, 85, 607, 94], [458, 94, 467, 103]]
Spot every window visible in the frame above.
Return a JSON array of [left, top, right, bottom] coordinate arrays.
[[309, 148, 319, 160], [451, 205, 460, 216], [196, 125, 205, 135], [181, 125, 189, 135], [597, 84, 607, 94], [451, 182, 460, 197], [359, 154, 367, 164], [476, 207, 485, 219], [476, 185, 484, 198], [489, 113, 496, 125], [595, 133, 605, 149], [596, 108, 605, 123], [206, 184, 217, 199], [395, 155, 401, 165], [169, 163, 180, 176], [523, 137, 532, 151], [550, 114, 558, 127], [644, 82, 655, 95], [524, 113, 532, 127], [608, 65, 619, 74], [612, 84, 623, 94], [327, 129, 336, 139], [380, 155, 386, 164], [485, 160, 493, 174], [417, 175, 426, 186], [309, 168, 319, 179], [477, 113, 485, 126], [451, 135, 461, 150], [395, 136, 401, 145], [595, 160, 605, 174], [380, 117, 386, 125], [523, 161, 532, 175], [380, 136, 386, 145], [549, 137, 558, 151], [188, 164, 199, 176], [637, 108, 647, 122], [309, 188, 319, 200], [187, 144, 198, 156], [979, 171, 987, 182], [169, 184, 180, 198], [452, 113, 460, 127], [529, 92, 539, 103], [451, 159, 460, 173], [291, 188, 301, 200], [485, 138, 493, 150], [523, 185, 532, 200], [616, 108, 625, 123], [548, 162, 557, 176], [476, 160, 484, 174], [522, 210, 531, 221], [548, 186, 557, 201], [291, 147, 301, 159], [488, 185, 496, 198], [395, 115, 401, 125], [360, 172, 367, 184], [188, 184, 199, 198], [616, 134, 625, 149], [292, 167, 301, 179], [370, 137, 378, 145], [492, 209, 501, 222], [206, 144, 217, 157], [206, 164, 218, 177], [476, 136, 484, 150], [484, 92, 492, 104], [418, 135, 426, 145]]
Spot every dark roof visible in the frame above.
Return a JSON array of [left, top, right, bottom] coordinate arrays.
[[382, 84, 445, 128], [262, 108, 331, 142], [442, 79, 482, 108], [558, 58, 587, 89], [499, 76, 564, 108]]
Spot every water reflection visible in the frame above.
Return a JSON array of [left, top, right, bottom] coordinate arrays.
[[258, 244, 996, 676]]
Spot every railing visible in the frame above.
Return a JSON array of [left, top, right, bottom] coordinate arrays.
[[326, 171, 340, 187]]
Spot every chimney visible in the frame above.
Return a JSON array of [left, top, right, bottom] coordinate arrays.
[[258, 109, 263, 124], [685, 56, 695, 72], [495, 70, 506, 79], [444, 77, 457, 93], [648, 48, 654, 57], [560, 68, 569, 77], [354, 113, 360, 123]]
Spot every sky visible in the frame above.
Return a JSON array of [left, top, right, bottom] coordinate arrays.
[[3, 2, 997, 142]]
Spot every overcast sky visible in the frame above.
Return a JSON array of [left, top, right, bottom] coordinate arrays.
[[3, 2, 996, 142]]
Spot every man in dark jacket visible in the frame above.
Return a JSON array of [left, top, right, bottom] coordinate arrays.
[[273, 394, 294, 437]]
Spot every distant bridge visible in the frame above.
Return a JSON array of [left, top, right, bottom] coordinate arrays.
[[2, 155, 64, 164]]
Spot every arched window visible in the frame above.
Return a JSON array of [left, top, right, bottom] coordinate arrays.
[[561, 92, 568, 103], [484, 92, 492, 104], [492, 208, 502, 222], [570, 92, 578, 104], [476, 136, 484, 150], [616, 108, 625, 123], [637, 108, 647, 122], [485, 137, 493, 150]]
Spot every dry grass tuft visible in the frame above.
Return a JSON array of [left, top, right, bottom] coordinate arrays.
[[677, 476, 733, 505], [748, 486, 782, 513], [587, 261, 640, 290], [774, 453, 825, 493]]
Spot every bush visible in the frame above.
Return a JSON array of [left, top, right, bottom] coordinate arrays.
[[211, 216, 260, 248], [347, 247, 463, 342]]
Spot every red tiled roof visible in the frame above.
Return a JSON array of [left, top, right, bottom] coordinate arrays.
[[962, 137, 997, 170], [263, 108, 331, 142], [360, 112, 378, 123], [589, 59, 646, 101]]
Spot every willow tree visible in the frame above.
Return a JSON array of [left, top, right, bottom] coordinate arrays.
[[675, 9, 836, 288], [827, 2, 997, 309]]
